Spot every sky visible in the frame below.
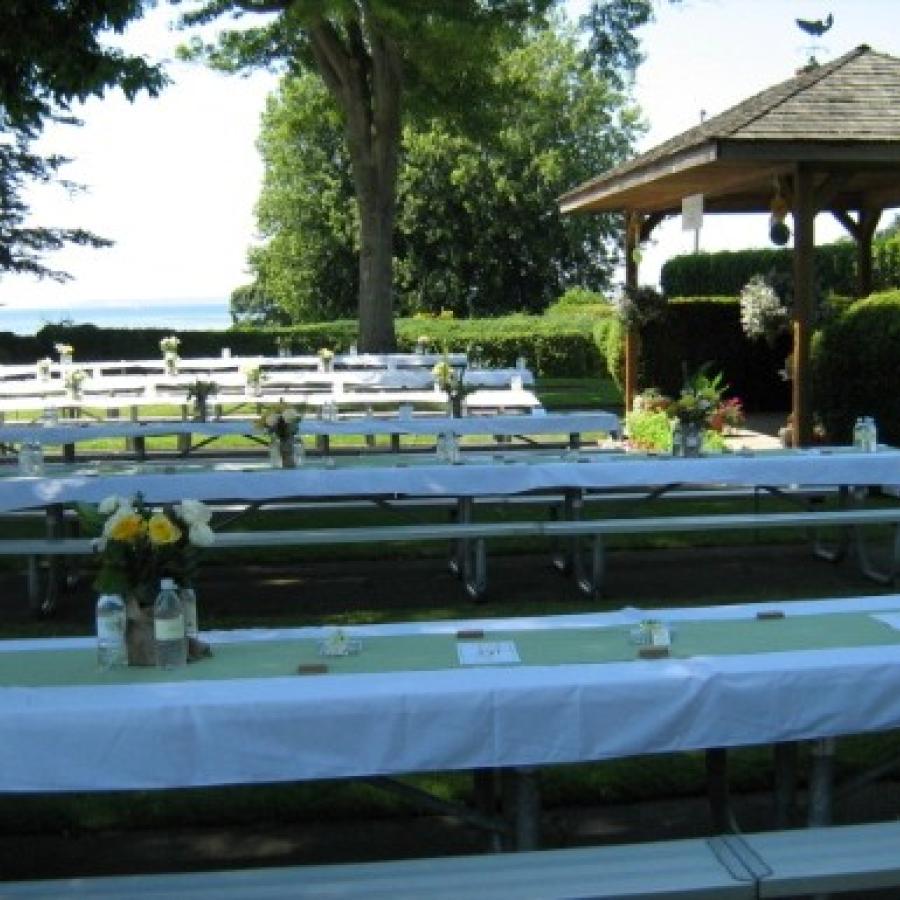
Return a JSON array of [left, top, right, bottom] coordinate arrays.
[[1, 0, 900, 310]]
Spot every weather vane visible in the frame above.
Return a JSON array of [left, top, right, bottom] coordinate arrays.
[[796, 12, 834, 67]]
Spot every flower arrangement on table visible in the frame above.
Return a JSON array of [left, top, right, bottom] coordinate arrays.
[[275, 335, 293, 357], [625, 368, 743, 455], [186, 379, 218, 420], [432, 355, 466, 416], [54, 342, 74, 363], [241, 360, 265, 394], [317, 347, 335, 371], [35, 357, 52, 380], [64, 368, 86, 397], [667, 367, 744, 455], [256, 401, 302, 467], [159, 335, 181, 374], [80, 493, 215, 664], [415, 335, 430, 354]]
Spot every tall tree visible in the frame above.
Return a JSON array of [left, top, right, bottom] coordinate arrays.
[[240, 18, 640, 323], [180, 0, 657, 350], [0, 0, 164, 280]]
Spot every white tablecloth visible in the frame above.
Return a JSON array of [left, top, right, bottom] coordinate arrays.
[[0, 446, 896, 514], [2, 595, 900, 792], [0, 410, 619, 448]]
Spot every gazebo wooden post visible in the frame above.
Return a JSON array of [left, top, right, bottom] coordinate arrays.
[[832, 206, 882, 298], [792, 165, 816, 447], [624, 211, 640, 412]]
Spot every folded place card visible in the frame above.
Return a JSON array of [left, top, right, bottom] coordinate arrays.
[[297, 663, 329, 675], [457, 641, 520, 665]]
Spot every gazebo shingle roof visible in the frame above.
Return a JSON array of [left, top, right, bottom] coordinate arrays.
[[560, 45, 900, 215]]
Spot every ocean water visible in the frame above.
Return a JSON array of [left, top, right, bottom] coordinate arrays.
[[0, 301, 233, 336]]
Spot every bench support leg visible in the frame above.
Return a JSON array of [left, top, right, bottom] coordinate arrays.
[[807, 737, 835, 828], [500, 767, 541, 851], [706, 748, 739, 833], [449, 498, 488, 601], [773, 741, 799, 828]]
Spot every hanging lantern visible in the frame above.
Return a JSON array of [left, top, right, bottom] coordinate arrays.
[[769, 186, 791, 246]]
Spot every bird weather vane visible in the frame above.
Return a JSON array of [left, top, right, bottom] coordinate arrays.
[[796, 12, 834, 66]]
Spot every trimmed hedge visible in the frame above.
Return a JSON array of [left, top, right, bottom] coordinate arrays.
[[0, 313, 618, 379], [661, 235, 900, 298], [811, 290, 900, 445]]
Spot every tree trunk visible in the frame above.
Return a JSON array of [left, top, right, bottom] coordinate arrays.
[[356, 155, 398, 351], [309, 11, 401, 352]]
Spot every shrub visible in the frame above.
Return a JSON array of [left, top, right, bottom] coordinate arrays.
[[812, 290, 900, 445], [662, 237, 900, 299]]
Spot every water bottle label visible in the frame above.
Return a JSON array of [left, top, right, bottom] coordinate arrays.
[[97, 614, 125, 640], [154, 616, 185, 641]]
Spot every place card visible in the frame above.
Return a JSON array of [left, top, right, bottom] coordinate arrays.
[[457, 640, 520, 665], [297, 663, 329, 675], [756, 610, 785, 620], [638, 645, 669, 660], [456, 628, 484, 639]]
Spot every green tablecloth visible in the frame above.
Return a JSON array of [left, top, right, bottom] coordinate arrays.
[[2, 611, 899, 689]]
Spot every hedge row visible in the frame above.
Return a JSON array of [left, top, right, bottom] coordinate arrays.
[[0, 314, 617, 379], [661, 235, 900, 298], [812, 290, 900, 446]]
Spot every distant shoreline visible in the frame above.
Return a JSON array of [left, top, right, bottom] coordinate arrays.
[[0, 301, 232, 336]]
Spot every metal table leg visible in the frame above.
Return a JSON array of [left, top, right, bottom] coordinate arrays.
[[807, 737, 835, 828]]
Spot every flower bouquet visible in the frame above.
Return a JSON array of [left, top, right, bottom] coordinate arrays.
[[186, 379, 218, 421], [81, 493, 215, 665], [35, 357, 52, 381], [317, 347, 334, 371], [668, 367, 744, 456], [54, 342, 74, 365], [241, 360, 265, 395], [64, 368, 86, 399], [432, 356, 465, 417], [159, 335, 181, 375], [256, 401, 302, 468]]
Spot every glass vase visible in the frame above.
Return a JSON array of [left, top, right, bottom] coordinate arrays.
[[680, 420, 703, 457], [164, 352, 179, 376], [125, 591, 156, 667]]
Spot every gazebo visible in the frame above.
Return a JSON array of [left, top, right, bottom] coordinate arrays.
[[560, 45, 900, 445]]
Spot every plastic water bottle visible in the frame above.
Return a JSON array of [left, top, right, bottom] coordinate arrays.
[[864, 416, 878, 452], [671, 419, 683, 456], [180, 587, 199, 640], [96, 593, 127, 670], [852, 416, 865, 450], [153, 578, 186, 669]]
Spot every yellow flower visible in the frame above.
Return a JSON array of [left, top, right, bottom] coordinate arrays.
[[108, 513, 146, 543], [147, 513, 182, 545]]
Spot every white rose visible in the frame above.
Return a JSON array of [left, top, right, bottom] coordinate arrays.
[[176, 498, 212, 526], [98, 495, 126, 515], [188, 523, 215, 547]]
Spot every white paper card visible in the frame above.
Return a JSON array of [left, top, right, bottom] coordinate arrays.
[[457, 641, 521, 665]]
